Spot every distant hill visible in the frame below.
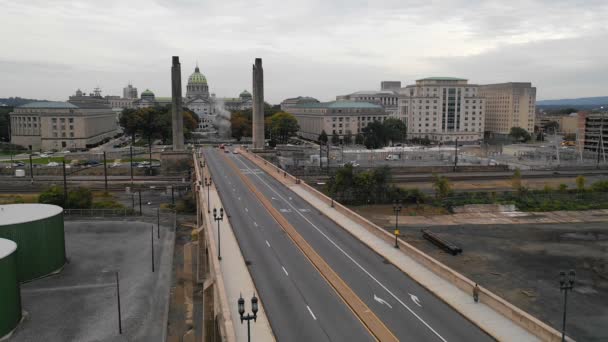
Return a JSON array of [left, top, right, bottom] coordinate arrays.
[[0, 97, 46, 107], [537, 96, 608, 107]]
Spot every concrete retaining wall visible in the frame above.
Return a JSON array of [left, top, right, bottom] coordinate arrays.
[[243, 148, 566, 342]]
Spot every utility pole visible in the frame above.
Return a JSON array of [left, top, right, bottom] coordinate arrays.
[[151, 225, 155, 272], [62, 160, 68, 206], [115, 271, 122, 335], [29, 154, 34, 182], [129, 145, 134, 186], [453, 138, 458, 172], [157, 208, 160, 239], [103, 151, 108, 193]]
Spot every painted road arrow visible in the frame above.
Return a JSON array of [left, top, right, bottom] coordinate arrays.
[[374, 294, 393, 309], [409, 293, 422, 307]]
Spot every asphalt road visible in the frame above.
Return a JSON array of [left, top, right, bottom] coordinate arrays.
[[233, 152, 494, 341], [206, 147, 493, 341], [204, 148, 373, 342]]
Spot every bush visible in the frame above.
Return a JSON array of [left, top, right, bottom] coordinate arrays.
[[67, 187, 92, 209], [92, 199, 126, 209], [175, 192, 196, 213], [591, 180, 608, 192], [38, 186, 65, 206]]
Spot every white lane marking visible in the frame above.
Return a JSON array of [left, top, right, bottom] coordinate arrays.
[[374, 294, 393, 309], [266, 240, 270, 247], [254, 222, 258, 227], [235, 156, 447, 342], [245, 208, 248, 212], [306, 305, 317, 320], [409, 293, 422, 307], [271, 197, 277, 200], [282, 266, 289, 276]]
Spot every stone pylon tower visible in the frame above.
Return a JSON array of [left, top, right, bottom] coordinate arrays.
[[171, 56, 185, 151], [252, 58, 264, 150]]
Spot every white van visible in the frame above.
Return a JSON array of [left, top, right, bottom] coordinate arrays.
[[385, 154, 400, 161]]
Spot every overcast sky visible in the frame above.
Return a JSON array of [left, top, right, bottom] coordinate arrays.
[[1, 0, 607, 103]]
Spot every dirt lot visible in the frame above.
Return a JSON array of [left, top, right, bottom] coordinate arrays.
[[390, 222, 608, 342]]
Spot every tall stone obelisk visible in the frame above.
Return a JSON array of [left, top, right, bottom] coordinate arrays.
[[252, 58, 264, 150], [171, 56, 184, 151]]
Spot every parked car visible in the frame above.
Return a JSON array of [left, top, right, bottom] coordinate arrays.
[[385, 154, 400, 161], [47, 162, 60, 167], [12, 162, 25, 167], [232, 150, 239, 154]]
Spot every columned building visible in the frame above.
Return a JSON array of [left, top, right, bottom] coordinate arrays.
[[288, 101, 387, 141], [221, 90, 253, 111], [10, 92, 118, 151], [184, 65, 216, 131], [398, 77, 485, 142], [479, 82, 536, 134], [337, 82, 400, 117]]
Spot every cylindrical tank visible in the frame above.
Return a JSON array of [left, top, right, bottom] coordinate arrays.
[[0, 238, 21, 339], [0, 204, 66, 282], [14, 169, 25, 177]]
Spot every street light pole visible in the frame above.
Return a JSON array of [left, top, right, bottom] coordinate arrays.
[[205, 177, 212, 213], [238, 293, 259, 342], [559, 269, 576, 342], [213, 208, 224, 260], [393, 200, 402, 248]]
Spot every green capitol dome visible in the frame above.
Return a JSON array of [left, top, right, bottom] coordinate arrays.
[[141, 89, 154, 96], [188, 66, 208, 85], [239, 89, 251, 99]]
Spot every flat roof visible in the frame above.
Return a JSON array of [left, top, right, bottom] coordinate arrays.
[[19, 101, 78, 109], [0, 238, 17, 259], [0, 204, 63, 226]]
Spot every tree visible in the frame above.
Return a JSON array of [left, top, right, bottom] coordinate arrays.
[[433, 174, 451, 199], [331, 133, 340, 145], [231, 112, 251, 141], [576, 175, 586, 192], [267, 112, 299, 144], [383, 118, 407, 144], [509, 127, 531, 142], [544, 121, 559, 134], [362, 121, 387, 149], [119, 108, 141, 143], [343, 131, 352, 145], [355, 133, 364, 145], [318, 130, 328, 144], [512, 168, 522, 190]]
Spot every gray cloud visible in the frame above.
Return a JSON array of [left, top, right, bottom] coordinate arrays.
[[0, 0, 606, 102]]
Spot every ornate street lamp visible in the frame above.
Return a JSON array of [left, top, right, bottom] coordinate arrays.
[[392, 200, 402, 248], [213, 207, 224, 260], [238, 293, 259, 342], [559, 269, 576, 342]]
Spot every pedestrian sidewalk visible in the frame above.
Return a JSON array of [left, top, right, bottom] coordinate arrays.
[[203, 185, 275, 342], [290, 185, 541, 342]]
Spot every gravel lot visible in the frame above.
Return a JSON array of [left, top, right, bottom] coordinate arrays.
[[399, 222, 608, 342], [9, 220, 174, 342]]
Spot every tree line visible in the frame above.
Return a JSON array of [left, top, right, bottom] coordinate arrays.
[[119, 105, 199, 145], [319, 118, 407, 149]]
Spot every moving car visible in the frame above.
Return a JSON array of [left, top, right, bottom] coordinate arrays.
[[385, 154, 400, 161]]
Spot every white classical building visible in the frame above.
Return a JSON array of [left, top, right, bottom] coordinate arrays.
[[184, 65, 217, 131], [337, 82, 401, 117], [398, 77, 485, 142]]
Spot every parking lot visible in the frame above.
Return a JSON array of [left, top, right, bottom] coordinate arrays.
[[9, 220, 174, 342]]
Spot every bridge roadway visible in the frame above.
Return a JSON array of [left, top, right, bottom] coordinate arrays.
[[205, 148, 373, 341], [205, 147, 493, 341]]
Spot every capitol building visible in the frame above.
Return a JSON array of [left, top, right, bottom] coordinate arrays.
[[108, 64, 252, 132]]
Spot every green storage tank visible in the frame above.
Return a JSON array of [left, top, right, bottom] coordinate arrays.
[[0, 238, 21, 339], [0, 204, 66, 282]]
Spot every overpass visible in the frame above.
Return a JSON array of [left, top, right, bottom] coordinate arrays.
[[192, 147, 570, 341]]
